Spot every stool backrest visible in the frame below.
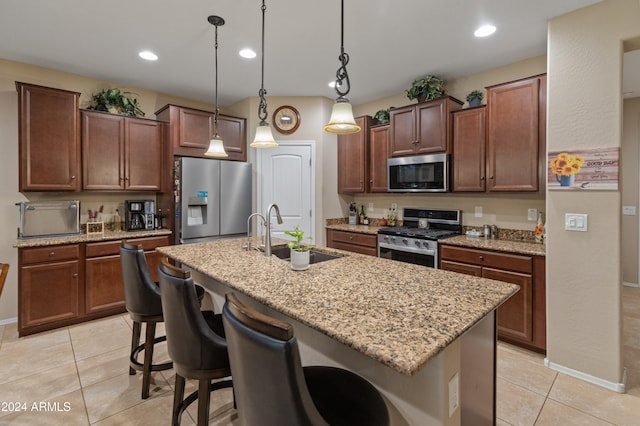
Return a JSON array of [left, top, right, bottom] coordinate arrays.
[[0, 263, 8, 299], [120, 241, 162, 318], [222, 292, 328, 426], [158, 258, 229, 373]]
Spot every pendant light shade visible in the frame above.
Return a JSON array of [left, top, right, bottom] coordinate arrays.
[[324, 99, 360, 134], [324, 0, 360, 134], [251, 0, 277, 148], [205, 15, 228, 158]]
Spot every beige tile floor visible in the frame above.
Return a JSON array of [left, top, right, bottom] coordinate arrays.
[[0, 286, 638, 425]]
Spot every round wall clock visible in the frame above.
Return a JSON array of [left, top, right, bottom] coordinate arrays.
[[273, 105, 301, 134]]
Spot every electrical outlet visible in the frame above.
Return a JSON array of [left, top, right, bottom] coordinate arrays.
[[528, 208, 537, 221], [448, 373, 459, 417], [368, 202, 374, 212], [623, 206, 637, 216], [391, 203, 397, 212], [475, 206, 483, 218]]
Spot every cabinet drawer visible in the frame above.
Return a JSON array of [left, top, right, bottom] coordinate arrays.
[[328, 230, 377, 247], [86, 235, 170, 257], [440, 245, 532, 273], [21, 244, 80, 265], [440, 260, 482, 277]]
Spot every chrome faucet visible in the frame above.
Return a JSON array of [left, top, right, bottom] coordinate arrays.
[[264, 203, 283, 256], [245, 212, 266, 251]]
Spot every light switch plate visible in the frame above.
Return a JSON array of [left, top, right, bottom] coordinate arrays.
[[528, 208, 537, 221], [565, 213, 588, 232], [475, 206, 483, 218], [368, 202, 374, 212], [623, 206, 636, 216]]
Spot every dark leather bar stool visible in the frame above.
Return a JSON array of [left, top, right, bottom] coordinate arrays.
[[158, 258, 233, 426], [222, 292, 390, 426], [120, 241, 174, 399]]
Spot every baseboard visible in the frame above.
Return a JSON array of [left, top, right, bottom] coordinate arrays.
[[544, 358, 627, 393], [623, 281, 639, 288], [0, 317, 17, 326]]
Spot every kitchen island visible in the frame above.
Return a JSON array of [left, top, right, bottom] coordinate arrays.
[[157, 238, 518, 425]]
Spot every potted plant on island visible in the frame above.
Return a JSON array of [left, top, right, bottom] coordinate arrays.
[[284, 226, 313, 271], [466, 89, 484, 107], [87, 88, 145, 117], [405, 75, 445, 103]]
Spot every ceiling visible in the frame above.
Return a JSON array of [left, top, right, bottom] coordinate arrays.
[[0, 0, 608, 107]]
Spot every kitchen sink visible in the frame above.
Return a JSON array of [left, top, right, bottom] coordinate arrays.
[[270, 246, 342, 264]]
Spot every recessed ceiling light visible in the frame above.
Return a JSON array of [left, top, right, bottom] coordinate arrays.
[[474, 25, 496, 38], [239, 48, 256, 59], [138, 50, 158, 61]]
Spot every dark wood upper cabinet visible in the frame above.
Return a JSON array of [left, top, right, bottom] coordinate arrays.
[[16, 82, 81, 192], [155, 104, 246, 162], [81, 110, 162, 191], [486, 74, 546, 192], [452, 107, 487, 192], [369, 124, 389, 193], [389, 97, 462, 157], [338, 116, 372, 193]]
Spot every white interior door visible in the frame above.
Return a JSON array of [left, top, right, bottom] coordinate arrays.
[[258, 142, 315, 244]]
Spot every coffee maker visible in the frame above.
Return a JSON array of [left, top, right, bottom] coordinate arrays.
[[125, 200, 155, 231]]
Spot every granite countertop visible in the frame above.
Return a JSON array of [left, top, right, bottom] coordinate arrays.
[[442, 235, 546, 257], [325, 223, 382, 235], [157, 238, 519, 377], [14, 229, 172, 248]]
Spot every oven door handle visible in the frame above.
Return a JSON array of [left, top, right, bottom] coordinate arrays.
[[378, 241, 436, 256]]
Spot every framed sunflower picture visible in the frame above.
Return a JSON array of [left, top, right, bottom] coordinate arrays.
[[548, 147, 619, 190]]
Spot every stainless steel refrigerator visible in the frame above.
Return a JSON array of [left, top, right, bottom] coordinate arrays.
[[174, 157, 252, 244]]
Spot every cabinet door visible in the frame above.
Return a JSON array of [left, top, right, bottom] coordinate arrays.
[[389, 106, 417, 157], [178, 108, 213, 149], [338, 116, 370, 193], [126, 118, 162, 190], [452, 107, 486, 192], [82, 111, 126, 190], [17, 83, 81, 191], [85, 255, 125, 314], [416, 100, 447, 153], [217, 115, 247, 162], [20, 260, 80, 330], [483, 267, 533, 343], [487, 77, 540, 191], [369, 125, 389, 193]]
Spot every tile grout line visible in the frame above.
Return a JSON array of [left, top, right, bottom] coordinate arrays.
[[67, 326, 91, 426]]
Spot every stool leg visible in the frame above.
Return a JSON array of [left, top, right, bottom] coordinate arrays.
[[173, 374, 186, 426], [141, 322, 156, 399], [130, 321, 142, 375], [198, 379, 211, 426]]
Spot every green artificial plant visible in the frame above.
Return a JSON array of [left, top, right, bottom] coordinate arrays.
[[87, 88, 145, 117], [284, 226, 313, 252], [405, 75, 445, 102]]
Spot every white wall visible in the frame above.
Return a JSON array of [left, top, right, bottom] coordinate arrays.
[[546, 0, 640, 387]]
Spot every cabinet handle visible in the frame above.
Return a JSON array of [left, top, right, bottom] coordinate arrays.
[[369, 179, 373, 183], [349, 236, 353, 240], [49, 251, 55, 257], [489, 176, 494, 179], [72, 272, 78, 278], [479, 255, 484, 261], [70, 175, 76, 179], [480, 176, 485, 181], [125, 177, 130, 181]]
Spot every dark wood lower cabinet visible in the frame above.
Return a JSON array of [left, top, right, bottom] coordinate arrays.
[[19, 235, 170, 336], [440, 245, 546, 353], [326, 229, 378, 256]]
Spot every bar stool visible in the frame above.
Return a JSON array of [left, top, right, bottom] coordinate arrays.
[[222, 292, 390, 426], [158, 258, 233, 426], [120, 241, 174, 399]]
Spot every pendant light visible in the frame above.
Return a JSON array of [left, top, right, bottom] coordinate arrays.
[[250, 0, 277, 148], [324, 0, 360, 134], [204, 15, 228, 157]]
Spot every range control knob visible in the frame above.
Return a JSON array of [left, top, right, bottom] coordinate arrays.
[[415, 240, 421, 247], [402, 238, 408, 245]]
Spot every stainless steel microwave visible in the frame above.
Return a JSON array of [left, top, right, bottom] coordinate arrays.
[[387, 153, 449, 192]]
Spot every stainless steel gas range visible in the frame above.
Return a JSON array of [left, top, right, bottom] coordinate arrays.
[[377, 208, 462, 268]]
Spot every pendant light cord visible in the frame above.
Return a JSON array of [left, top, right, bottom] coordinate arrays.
[[257, 0, 268, 124], [334, 0, 351, 99], [214, 23, 220, 135]]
